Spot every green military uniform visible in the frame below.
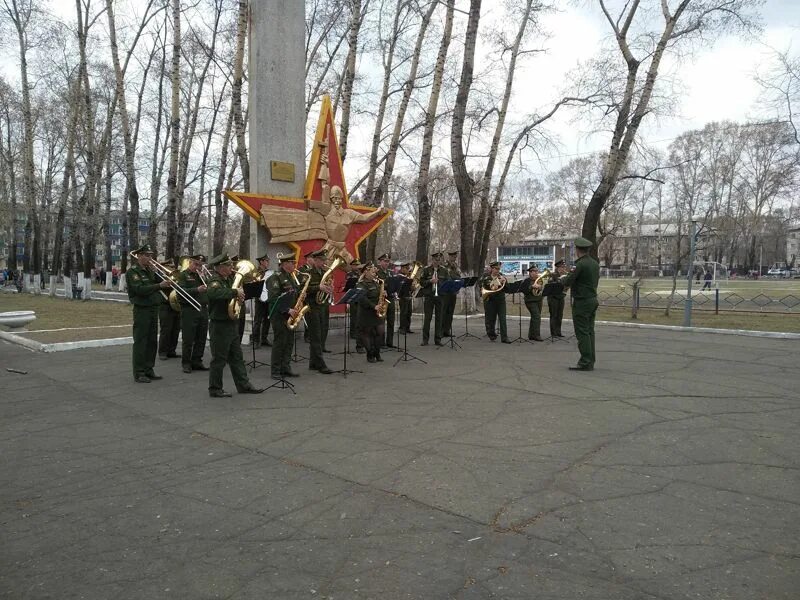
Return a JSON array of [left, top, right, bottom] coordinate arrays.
[[377, 256, 396, 347], [266, 259, 301, 378], [300, 253, 332, 374], [479, 264, 510, 343], [356, 276, 385, 362], [206, 254, 259, 395], [397, 264, 413, 334], [442, 253, 461, 337], [561, 239, 600, 370], [176, 260, 209, 372], [419, 255, 449, 345], [521, 269, 544, 341], [548, 260, 566, 337], [157, 259, 180, 359], [126, 246, 163, 382]]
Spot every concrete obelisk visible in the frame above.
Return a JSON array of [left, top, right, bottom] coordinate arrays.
[[248, 1, 306, 258]]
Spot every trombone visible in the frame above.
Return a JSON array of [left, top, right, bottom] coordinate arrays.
[[129, 250, 202, 312]]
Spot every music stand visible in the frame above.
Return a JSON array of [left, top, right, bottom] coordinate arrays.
[[265, 291, 297, 394], [456, 277, 480, 340], [333, 288, 364, 377], [436, 279, 463, 350], [384, 275, 403, 352], [504, 279, 532, 344], [542, 282, 570, 344], [243, 281, 268, 370]]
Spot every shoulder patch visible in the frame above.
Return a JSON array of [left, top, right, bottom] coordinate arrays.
[[131, 273, 141, 281], [210, 281, 221, 288]]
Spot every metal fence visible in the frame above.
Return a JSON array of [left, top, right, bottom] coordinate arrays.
[[599, 287, 800, 314]]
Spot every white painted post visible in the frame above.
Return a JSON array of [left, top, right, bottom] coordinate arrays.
[[49, 275, 57, 297], [77, 273, 86, 300], [64, 274, 73, 300], [119, 273, 126, 292], [32, 274, 40, 295], [248, 0, 306, 257], [105, 272, 113, 290]]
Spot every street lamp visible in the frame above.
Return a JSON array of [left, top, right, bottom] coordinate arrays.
[[683, 217, 699, 327]]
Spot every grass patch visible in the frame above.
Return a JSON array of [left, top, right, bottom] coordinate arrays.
[[0, 293, 132, 331], [589, 306, 800, 333], [18, 327, 131, 344]]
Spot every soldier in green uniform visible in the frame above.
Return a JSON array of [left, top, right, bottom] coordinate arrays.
[[397, 261, 413, 334], [479, 261, 511, 343], [206, 253, 265, 396], [548, 259, 567, 337], [442, 250, 461, 337], [419, 252, 449, 346], [376, 253, 396, 347], [299, 249, 333, 374], [252, 253, 272, 348], [177, 254, 209, 373], [158, 258, 181, 360], [127, 245, 172, 383], [560, 237, 600, 371], [356, 262, 386, 362], [345, 260, 365, 353], [521, 264, 544, 341], [266, 253, 302, 379]]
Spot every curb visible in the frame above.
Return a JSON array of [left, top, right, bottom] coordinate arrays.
[[0, 330, 133, 352]]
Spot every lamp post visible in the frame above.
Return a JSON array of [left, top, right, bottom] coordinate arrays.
[[683, 217, 698, 327]]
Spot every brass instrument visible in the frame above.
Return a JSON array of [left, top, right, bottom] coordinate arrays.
[[375, 277, 389, 318], [480, 274, 507, 301], [531, 269, 552, 297], [409, 261, 423, 298], [287, 271, 312, 330], [227, 259, 257, 320], [316, 255, 344, 304], [129, 250, 202, 312], [168, 256, 192, 312]]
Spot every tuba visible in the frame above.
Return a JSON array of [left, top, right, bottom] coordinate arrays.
[[287, 271, 312, 330], [315, 255, 344, 304], [480, 274, 507, 301], [531, 269, 552, 297], [227, 259, 257, 320], [409, 261, 423, 298], [375, 277, 389, 318]]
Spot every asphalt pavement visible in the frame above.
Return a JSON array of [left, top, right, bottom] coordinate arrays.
[[1, 319, 798, 599]]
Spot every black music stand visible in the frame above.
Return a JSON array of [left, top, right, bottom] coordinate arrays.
[[456, 277, 480, 340], [333, 288, 364, 377], [437, 279, 462, 350], [542, 282, 570, 344], [243, 281, 268, 370], [265, 291, 297, 394], [505, 279, 532, 344], [385, 275, 403, 352]]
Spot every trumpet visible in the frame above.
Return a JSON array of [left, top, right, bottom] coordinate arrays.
[[130, 250, 202, 312]]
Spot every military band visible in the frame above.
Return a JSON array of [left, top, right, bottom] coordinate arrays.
[[126, 237, 601, 392]]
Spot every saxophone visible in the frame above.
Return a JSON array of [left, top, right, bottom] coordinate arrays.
[[375, 277, 389, 318], [287, 271, 311, 330]]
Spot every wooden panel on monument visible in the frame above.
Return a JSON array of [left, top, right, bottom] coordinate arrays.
[[225, 95, 392, 312]]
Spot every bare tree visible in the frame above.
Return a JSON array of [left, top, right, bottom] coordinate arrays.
[[579, 0, 761, 257], [165, 0, 182, 260]]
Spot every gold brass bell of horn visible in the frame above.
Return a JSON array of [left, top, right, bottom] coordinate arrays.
[[531, 269, 552, 297], [227, 259, 258, 320], [316, 255, 344, 304], [480, 275, 507, 300]]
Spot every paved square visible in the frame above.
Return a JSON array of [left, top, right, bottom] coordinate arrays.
[[2, 319, 798, 599]]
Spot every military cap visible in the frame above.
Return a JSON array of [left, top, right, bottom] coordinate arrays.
[[527, 264, 540, 272], [132, 244, 155, 256], [190, 254, 206, 262], [362, 261, 375, 269], [377, 253, 391, 261], [574, 236, 593, 248], [489, 261, 501, 268], [448, 250, 459, 256], [277, 252, 296, 263], [398, 261, 411, 267], [162, 258, 176, 268], [209, 253, 233, 267], [310, 248, 328, 258], [349, 259, 362, 267], [431, 251, 443, 259], [554, 259, 566, 267], [229, 255, 240, 263], [256, 252, 270, 262]]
